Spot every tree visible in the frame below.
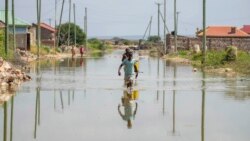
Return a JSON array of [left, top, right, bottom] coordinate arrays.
[[57, 23, 86, 46], [147, 36, 161, 43]]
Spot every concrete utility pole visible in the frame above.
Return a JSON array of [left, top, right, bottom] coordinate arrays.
[[155, 2, 162, 38], [84, 7, 87, 48], [73, 3, 76, 47], [68, 0, 71, 46], [174, 0, 177, 53], [57, 0, 65, 47], [37, 0, 41, 59], [5, 0, 9, 56], [164, 0, 166, 53], [202, 0, 206, 64], [12, 0, 16, 51]]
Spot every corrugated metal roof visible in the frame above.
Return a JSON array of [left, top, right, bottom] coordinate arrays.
[[198, 26, 250, 38], [0, 10, 30, 26]]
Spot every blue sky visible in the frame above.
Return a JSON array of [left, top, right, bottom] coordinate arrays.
[[0, 0, 250, 37]]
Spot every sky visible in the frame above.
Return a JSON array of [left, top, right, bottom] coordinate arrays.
[[0, 0, 250, 38]]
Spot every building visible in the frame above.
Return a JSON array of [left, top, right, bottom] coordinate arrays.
[[197, 26, 250, 38], [166, 26, 250, 52], [241, 25, 250, 35], [30, 23, 56, 47], [0, 11, 31, 50]]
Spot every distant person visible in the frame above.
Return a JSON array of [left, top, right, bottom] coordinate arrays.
[[118, 52, 138, 88], [118, 90, 138, 129], [79, 46, 85, 57]]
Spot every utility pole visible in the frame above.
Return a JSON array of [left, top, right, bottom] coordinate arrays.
[[73, 3, 76, 47], [155, 2, 162, 38], [202, 0, 206, 64], [84, 7, 87, 48], [159, 11, 170, 34], [174, 0, 177, 53], [68, 0, 71, 46], [36, 0, 41, 59], [5, 0, 9, 56], [176, 12, 180, 35], [164, 0, 166, 53], [142, 16, 152, 40], [148, 16, 152, 38], [54, 0, 57, 52], [12, 0, 16, 51], [57, 0, 65, 47]]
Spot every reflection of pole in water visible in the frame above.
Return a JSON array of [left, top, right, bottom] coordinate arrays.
[[201, 70, 206, 141], [172, 63, 177, 134], [34, 88, 38, 138], [68, 90, 71, 106], [157, 58, 160, 101], [60, 90, 64, 109], [162, 60, 166, 115], [3, 102, 8, 141], [10, 97, 15, 141], [54, 89, 56, 110]]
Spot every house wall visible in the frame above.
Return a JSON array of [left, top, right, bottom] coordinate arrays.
[[16, 33, 28, 50], [166, 34, 250, 52], [41, 28, 54, 40]]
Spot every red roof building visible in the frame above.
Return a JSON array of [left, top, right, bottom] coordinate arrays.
[[197, 26, 250, 38], [241, 25, 250, 35]]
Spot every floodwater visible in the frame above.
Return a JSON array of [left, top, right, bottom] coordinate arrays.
[[1, 50, 250, 141]]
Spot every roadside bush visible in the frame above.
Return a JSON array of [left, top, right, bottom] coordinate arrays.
[[225, 46, 237, 61], [0, 29, 14, 60]]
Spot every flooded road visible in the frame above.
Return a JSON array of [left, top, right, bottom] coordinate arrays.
[[1, 50, 250, 141]]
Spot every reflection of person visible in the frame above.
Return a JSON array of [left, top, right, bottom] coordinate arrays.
[[79, 46, 85, 57], [118, 90, 138, 129], [71, 46, 76, 58], [118, 52, 138, 88]]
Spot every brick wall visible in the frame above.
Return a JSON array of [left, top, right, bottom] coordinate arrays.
[[166, 34, 250, 52]]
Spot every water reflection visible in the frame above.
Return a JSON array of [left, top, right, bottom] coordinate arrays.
[[118, 89, 139, 129], [201, 69, 206, 141]]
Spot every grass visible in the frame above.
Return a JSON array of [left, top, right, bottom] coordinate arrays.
[[174, 49, 250, 75]]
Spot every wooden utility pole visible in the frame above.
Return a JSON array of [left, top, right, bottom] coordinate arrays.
[[174, 0, 177, 53], [164, 0, 166, 53], [84, 7, 87, 48], [57, 0, 65, 47], [73, 3, 76, 47], [5, 0, 9, 56], [155, 2, 161, 38], [142, 17, 152, 40], [148, 16, 152, 37], [54, 0, 57, 52], [159, 11, 170, 34], [36, 0, 41, 59], [202, 0, 206, 64], [68, 0, 71, 46], [176, 12, 180, 35], [12, 0, 16, 51]]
